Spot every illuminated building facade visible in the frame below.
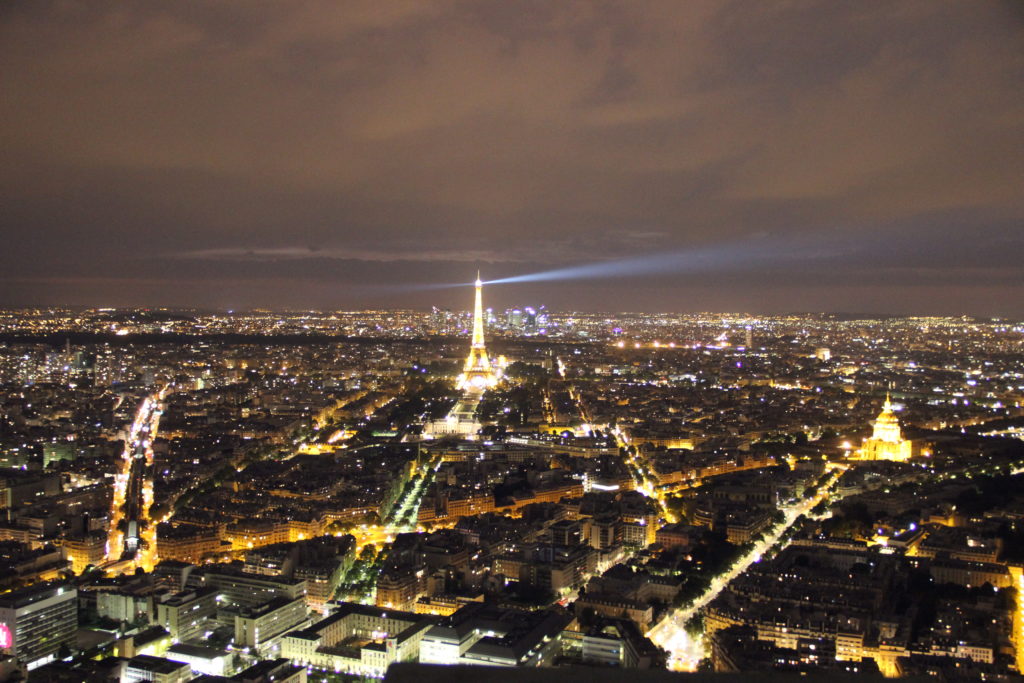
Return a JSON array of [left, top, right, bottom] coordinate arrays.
[[281, 604, 436, 678], [857, 394, 913, 462], [59, 532, 107, 574]]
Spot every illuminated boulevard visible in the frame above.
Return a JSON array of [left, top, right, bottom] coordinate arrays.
[[648, 464, 847, 670], [348, 453, 444, 552], [583, 391, 844, 671], [105, 388, 167, 572], [648, 458, 1024, 671]]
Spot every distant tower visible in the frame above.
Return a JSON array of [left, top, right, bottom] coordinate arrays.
[[457, 274, 498, 392], [744, 325, 752, 349]]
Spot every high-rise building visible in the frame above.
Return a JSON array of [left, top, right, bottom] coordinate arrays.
[[233, 596, 309, 654], [0, 583, 78, 670], [504, 305, 547, 334], [155, 587, 218, 643], [536, 305, 549, 331], [507, 308, 523, 330]]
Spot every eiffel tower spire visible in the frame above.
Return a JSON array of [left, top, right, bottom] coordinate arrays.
[[472, 272, 485, 349]]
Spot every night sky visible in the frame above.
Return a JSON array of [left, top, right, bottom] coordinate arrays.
[[2, 1, 1023, 314]]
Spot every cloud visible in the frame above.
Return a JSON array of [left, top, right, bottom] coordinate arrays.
[[0, 0, 1022, 312], [174, 246, 527, 263]]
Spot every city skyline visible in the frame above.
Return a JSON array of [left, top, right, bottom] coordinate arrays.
[[3, 4, 1024, 675], [1, 304, 1022, 677], [2, 2, 1023, 314]]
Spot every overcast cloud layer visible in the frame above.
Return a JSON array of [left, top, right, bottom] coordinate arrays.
[[1, 1, 1022, 314]]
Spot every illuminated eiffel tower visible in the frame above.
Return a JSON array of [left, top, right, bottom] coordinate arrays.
[[457, 273, 498, 392]]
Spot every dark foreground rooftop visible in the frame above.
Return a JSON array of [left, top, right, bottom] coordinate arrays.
[[383, 663, 915, 683]]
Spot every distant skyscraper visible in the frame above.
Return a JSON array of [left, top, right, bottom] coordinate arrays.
[[508, 308, 523, 331], [536, 305, 549, 329], [523, 307, 537, 332], [744, 325, 753, 349]]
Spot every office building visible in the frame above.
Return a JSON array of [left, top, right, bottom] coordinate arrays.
[[234, 596, 309, 654], [155, 587, 218, 643], [0, 582, 77, 670]]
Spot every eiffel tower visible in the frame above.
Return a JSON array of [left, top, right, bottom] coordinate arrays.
[[458, 273, 497, 392]]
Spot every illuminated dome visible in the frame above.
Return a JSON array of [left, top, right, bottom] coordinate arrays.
[[856, 392, 913, 462], [871, 394, 902, 443]]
